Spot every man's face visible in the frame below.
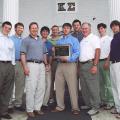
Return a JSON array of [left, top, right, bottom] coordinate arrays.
[[73, 22, 81, 32], [15, 25, 24, 36], [51, 27, 59, 36], [82, 24, 91, 37], [2, 24, 12, 35], [98, 27, 106, 36], [41, 30, 49, 39], [63, 26, 71, 35], [29, 24, 38, 37], [111, 25, 120, 34]]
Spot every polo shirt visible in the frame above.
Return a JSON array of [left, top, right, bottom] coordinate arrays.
[[20, 35, 47, 61], [110, 32, 120, 61], [79, 33, 100, 62], [100, 35, 112, 59]]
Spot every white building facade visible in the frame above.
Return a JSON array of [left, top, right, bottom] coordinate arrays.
[[0, 0, 120, 35]]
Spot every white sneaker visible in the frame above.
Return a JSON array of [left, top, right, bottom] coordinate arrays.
[[88, 109, 99, 116]]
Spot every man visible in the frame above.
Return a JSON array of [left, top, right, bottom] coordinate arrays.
[[52, 23, 80, 115], [40, 26, 52, 108], [49, 25, 60, 104], [109, 20, 120, 119], [79, 22, 101, 116], [0, 21, 15, 119], [20, 22, 49, 117], [97, 23, 114, 109], [72, 19, 83, 43], [9, 22, 25, 112]]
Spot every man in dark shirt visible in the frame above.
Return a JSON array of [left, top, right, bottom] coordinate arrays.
[[109, 20, 120, 119]]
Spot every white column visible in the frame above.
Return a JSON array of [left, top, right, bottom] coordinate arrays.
[[3, 0, 19, 34], [109, 0, 120, 22]]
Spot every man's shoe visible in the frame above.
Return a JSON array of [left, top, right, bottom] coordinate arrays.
[[34, 110, 44, 116], [88, 109, 99, 116], [8, 108, 14, 113], [111, 108, 118, 114], [51, 106, 64, 112], [14, 106, 25, 112], [1, 114, 12, 119], [72, 110, 80, 115], [104, 105, 113, 110], [27, 112, 35, 118], [49, 98, 55, 104], [80, 105, 91, 110]]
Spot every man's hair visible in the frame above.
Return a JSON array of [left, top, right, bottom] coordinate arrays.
[[51, 25, 59, 29], [62, 23, 72, 29], [15, 22, 24, 29], [110, 20, 120, 29], [2, 21, 12, 28], [29, 22, 39, 29], [97, 23, 107, 29], [40, 26, 50, 34], [72, 19, 81, 26], [82, 22, 91, 28]]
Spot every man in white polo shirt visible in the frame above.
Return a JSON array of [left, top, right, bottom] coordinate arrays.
[[79, 22, 101, 116], [97, 23, 114, 110]]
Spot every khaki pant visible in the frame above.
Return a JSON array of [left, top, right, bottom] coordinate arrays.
[[26, 63, 45, 112], [55, 63, 79, 110], [0, 62, 15, 115], [110, 62, 120, 112], [43, 70, 51, 106], [80, 62, 100, 109]]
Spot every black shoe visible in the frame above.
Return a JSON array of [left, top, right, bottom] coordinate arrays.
[[1, 114, 12, 119], [14, 106, 25, 111], [8, 108, 14, 113]]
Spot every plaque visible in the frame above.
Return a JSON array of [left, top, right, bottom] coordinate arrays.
[[54, 44, 71, 57]]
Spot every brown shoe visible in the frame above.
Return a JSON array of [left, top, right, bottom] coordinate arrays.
[[115, 113, 120, 119], [34, 110, 44, 116], [27, 112, 35, 118], [51, 106, 64, 112], [72, 110, 80, 115]]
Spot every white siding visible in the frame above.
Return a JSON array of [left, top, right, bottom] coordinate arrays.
[[18, 0, 109, 36]]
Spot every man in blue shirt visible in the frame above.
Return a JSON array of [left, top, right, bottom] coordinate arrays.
[[9, 23, 25, 112], [40, 26, 53, 108], [52, 23, 80, 115]]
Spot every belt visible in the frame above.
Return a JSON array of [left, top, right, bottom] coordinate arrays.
[[111, 59, 120, 64], [80, 60, 93, 64], [100, 58, 107, 61], [0, 61, 11, 63], [27, 60, 43, 64], [16, 59, 21, 61]]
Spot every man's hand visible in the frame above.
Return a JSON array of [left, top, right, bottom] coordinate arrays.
[[59, 56, 68, 62], [90, 66, 97, 74], [103, 61, 110, 70], [24, 66, 30, 76], [45, 64, 51, 72]]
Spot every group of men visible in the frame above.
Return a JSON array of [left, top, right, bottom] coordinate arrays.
[[0, 19, 120, 119]]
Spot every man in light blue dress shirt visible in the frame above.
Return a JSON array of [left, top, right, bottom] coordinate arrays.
[[9, 23, 25, 112], [52, 23, 80, 115]]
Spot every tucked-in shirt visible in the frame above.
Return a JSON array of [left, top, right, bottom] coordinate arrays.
[[71, 31, 83, 43], [56, 34, 80, 62], [110, 32, 120, 61], [49, 36, 61, 45], [100, 35, 112, 59], [11, 35, 23, 60], [20, 35, 47, 61], [0, 32, 15, 65], [79, 33, 100, 62]]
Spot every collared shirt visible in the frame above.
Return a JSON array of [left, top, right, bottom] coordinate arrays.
[[56, 34, 80, 62], [20, 35, 47, 61], [11, 35, 23, 60], [71, 31, 83, 43], [0, 32, 15, 65], [49, 36, 61, 45], [79, 33, 100, 62], [100, 35, 112, 59], [110, 32, 120, 61]]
